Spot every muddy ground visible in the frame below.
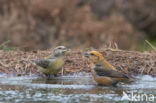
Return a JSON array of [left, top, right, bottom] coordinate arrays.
[[0, 49, 155, 76]]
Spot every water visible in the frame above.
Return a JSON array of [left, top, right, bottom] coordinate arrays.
[[0, 73, 156, 103]]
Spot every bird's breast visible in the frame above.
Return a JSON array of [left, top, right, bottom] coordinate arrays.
[[91, 67, 116, 86], [52, 58, 63, 69], [40, 57, 63, 75]]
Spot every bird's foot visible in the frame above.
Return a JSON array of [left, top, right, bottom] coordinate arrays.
[[112, 84, 118, 88], [46, 74, 51, 79], [112, 82, 118, 87], [54, 74, 58, 77]]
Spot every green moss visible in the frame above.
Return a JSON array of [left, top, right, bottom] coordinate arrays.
[[0, 40, 18, 51], [137, 39, 156, 52]]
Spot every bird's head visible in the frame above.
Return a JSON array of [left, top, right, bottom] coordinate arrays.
[[84, 51, 104, 64], [52, 46, 67, 57]]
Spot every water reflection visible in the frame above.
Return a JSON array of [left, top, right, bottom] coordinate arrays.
[[0, 74, 156, 103]]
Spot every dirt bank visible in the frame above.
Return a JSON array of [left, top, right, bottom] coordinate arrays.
[[0, 49, 155, 76]]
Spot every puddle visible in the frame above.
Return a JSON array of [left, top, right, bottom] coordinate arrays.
[[0, 73, 156, 103]]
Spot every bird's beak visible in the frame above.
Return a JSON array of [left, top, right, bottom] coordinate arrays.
[[62, 48, 68, 53], [84, 52, 91, 58]]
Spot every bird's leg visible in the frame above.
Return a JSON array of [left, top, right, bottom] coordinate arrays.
[[54, 74, 57, 77], [112, 82, 118, 87], [61, 67, 64, 76], [46, 74, 51, 79]]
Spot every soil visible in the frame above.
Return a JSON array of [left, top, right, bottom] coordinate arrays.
[[0, 49, 155, 76]]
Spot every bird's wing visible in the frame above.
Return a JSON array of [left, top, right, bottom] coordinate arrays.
[[34, 59, 55, 68], [102, 61, 117, 71], [94, 66, 128, 78]]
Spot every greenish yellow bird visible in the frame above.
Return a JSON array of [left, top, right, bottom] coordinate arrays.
[[34, 46, 67, 78]]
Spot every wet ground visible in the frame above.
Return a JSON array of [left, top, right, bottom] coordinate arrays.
[[0, 73, 156, 103]]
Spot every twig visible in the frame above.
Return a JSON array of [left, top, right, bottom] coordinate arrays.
[[0, 40, 10, 48], [145, 40, 156, 51]]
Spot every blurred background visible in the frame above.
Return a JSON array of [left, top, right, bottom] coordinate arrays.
[[0, 0, 155, 51]]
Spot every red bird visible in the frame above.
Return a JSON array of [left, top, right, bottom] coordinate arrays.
[[85, 51, 132, 86]]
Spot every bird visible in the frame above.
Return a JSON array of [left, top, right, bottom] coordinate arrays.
[[85, 51, 131, 86], [34, 46, 67, 78], [85, 51, 117, 71]]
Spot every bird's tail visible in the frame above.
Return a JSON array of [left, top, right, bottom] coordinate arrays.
[[122, 74, 136, 83]]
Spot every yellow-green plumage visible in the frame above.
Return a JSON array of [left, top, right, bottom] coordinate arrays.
[[39, 57, 63, 75], [34, 46, 67, 77]]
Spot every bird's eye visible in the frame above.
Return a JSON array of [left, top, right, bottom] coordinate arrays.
[[90, 53, 95, 56]]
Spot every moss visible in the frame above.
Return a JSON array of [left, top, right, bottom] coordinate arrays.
[[0, 40, 17, 51], [137, 39, 156, 52]]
